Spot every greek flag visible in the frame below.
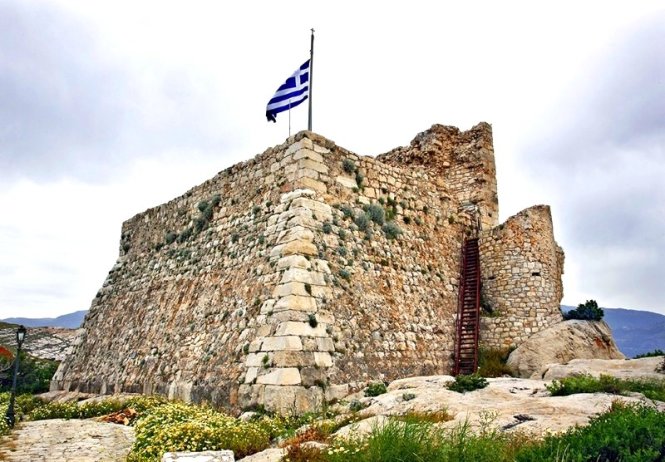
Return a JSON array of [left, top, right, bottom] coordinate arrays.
[[266, 60, 310, 122]]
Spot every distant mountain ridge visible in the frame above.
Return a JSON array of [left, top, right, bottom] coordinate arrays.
[[562, 305, 665, 358], [2, 310, 87, 329]]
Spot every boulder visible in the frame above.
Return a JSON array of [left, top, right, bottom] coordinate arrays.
[[506, 320, 624, 379]]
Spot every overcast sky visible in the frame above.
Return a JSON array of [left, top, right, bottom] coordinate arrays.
[[1, 0, 663, 319]]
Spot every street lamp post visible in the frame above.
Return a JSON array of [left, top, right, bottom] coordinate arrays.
[[4, 325, 27, 428]]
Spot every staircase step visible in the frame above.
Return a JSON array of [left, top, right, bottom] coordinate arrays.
[[454, 238, 481, 377]]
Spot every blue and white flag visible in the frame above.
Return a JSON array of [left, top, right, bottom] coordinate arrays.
[[266, 59, 310, 122]]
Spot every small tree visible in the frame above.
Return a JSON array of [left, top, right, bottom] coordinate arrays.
[[565, 299, 604, 321]]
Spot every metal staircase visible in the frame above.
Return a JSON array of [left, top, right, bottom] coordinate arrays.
[[453, 238, 481, 375]]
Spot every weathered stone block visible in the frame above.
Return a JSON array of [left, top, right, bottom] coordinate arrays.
[[290, 198, 333, 220], [273, 295, 317, 312], [277, 227, 315, 244], [281, 240, 318, 257], [277, 255, 311, 270], [272, 351, 315, 367], [300, 367, 326, 387], [279, 188, 315, 203], [325, 383, 349, 403], [293, 148, 324, 163], [263, 385, 297, 413], [244, 367, 258, 384], [316, 337, 335, 352], [294, 386, 324, 414], [280, 268, 326, 285], [275, 321, 328, 337], [260, 336, 303, 351], [297, 158, 329, 174], [336, 176, 357, 189], [314, 352, 333, 368], [256, 367, 301, 385], [296, 177, 327, 194], [272, 282, 309, 298]]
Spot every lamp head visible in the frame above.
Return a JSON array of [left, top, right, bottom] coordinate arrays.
[[16, 325, 26, 345]]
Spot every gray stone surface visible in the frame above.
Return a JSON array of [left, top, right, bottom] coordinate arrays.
[[542, 356, 664, 380], [236, 448, 285, 462], [0, 419, 135, 462], [162, 450, 234, 462]]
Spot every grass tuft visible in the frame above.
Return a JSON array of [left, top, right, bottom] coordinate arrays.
[[546, 373, 665, 401]]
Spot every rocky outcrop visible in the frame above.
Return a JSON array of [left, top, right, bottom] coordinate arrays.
[[331, 373, 665, 439], [507, 320, 625, 378], [542, 356, 664, 380], [0, 326, 77, 362]]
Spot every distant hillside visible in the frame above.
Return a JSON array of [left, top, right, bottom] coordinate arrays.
[[562, 305, 665, 358], [2, 310, 87, 329]]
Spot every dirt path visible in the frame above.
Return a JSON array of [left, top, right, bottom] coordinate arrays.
[[0, 419, 134, 462]]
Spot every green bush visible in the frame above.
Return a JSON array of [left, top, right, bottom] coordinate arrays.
[[29, 395, 167, 421], [546, 373, 665, 401], [0, 352, 59, 394], [354, 212, 370, 231], [0, 392, 46, 435], [355, 172, 364, 188], [129, 402, 270, 460], [348, 400, 367, 413], [477, 348, 513, 378], [516, 402, 665, 462], [366, 204, 385, 225], [634, 349, 664, 359], [364, 382, 387, 397], [447, 374, 488, 393], [322, 222, 333, 234], [30, 400, 125, 420], [342, 158, 356, 174], [197, 201, 209, 213], [564, 299, 604, 321], [382, 222, 402, 240], [165, 231, 177, 245], [178, 227, 193, 243], [340, 205, 354, 219]]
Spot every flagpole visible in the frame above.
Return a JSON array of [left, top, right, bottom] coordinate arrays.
[[308, 28, 314, 132]]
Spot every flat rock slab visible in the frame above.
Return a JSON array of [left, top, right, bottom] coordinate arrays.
[[338, 376, 665, 437], [542, 357, 664, 380], [0, 419, 135, 462]]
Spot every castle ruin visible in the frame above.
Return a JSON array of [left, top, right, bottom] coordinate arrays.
[[52, 123, 564, 413]]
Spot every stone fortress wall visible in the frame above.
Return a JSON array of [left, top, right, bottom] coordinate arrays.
[[52, 122, 565, 413]]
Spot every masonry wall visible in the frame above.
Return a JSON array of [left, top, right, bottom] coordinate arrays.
[[377, 122, 499, 231], [53, 123, 564, 414], [479, 205, 565, 349]]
